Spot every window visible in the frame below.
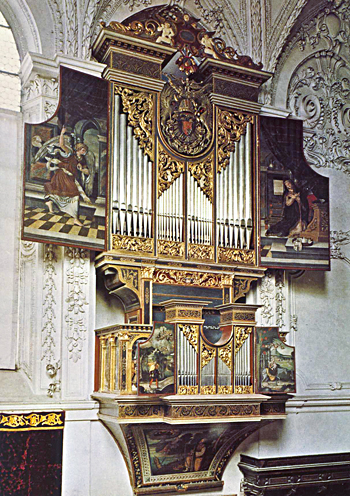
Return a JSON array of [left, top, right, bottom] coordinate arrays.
[[0, 12, 20, 111]]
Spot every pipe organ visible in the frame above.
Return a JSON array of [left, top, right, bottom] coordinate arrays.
[[91, 5, 303, 495]]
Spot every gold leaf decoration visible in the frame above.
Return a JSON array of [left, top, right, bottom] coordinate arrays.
[[112, 234, 153, 254], [218, 247, 255, 265], [217, 109, 254, 172], [188, 155, 214, 202], [201, 343, 216, 369], [218, 344, 232, 369], [235, 326, 253, 355], [218, 385, 233, 394], [116, 86, 154, 160], [158, 240, 185, 258], [188, 244, 214, 261], [200, 385, 216, 395], [178, 324, 199, 353], [233, 277, 257, 302], [157, 145, 184, 197], [0, 413, 64, 430], [235, 385, 253, 394], [154, 269, 222, 288], [178, 385, 199, 395]]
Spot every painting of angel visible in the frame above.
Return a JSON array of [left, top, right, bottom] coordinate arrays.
[[22, 66, 108, 250]]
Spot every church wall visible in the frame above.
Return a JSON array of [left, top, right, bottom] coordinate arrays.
[[0, 108, 22, 370]]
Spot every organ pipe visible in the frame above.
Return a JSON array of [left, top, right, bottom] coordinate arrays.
[[217, 123, 253, 249], [112, 94, 153, 238]]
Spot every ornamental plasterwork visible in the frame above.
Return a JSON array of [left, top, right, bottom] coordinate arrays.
[[42, 245, 58, 366], [275, 270, 286, 329], [330, 229, 350, 264], [259, 270, 274, 325], [65, 247, 89, 362], [288, 52, 350, 174]]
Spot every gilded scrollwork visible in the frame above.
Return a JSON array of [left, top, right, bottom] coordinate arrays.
[[140, 267, 155, 279], [218, 247, 256, 265], [116, 86, 154, 160], [0, 412, 64, 430], [158, 239, 185, 258], [200, 385, 216, 395], [235, 385, 253, 394], [217, 109, 254, 172], [178, 324, 199, 353], [235, 327, 253, 355], [188, 243, 214, 261], [112, 234, 153, 254], [157, 145, 184, 197], [118, 267, 140, 296], [201, 343, 216, 369], [178, 385, 199, 395], [218, 344, 232, 369], [218, 385, 233, 394], [188, 155, 214, 202], [233, 277, 257, 302], [153, 269, 222, 288]]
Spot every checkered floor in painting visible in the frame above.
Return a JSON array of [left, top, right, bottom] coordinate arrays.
[[24, 206, 105, 240]]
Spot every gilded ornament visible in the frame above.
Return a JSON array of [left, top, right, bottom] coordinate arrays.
[[235, 327, 253, 355], [141, 267, 155, 279], [157, 239, 185, 257], [188, 243, 214, 261], [178, 385, 199, 395], [112, 234, 153, 254], [188, 155, 214, 202], [218, 344, 232, 369], [235, 385, 253, 394], [222, 274, 234, 286], [233, 277, 257, 302], [0, 412, 64, 430], [201, 343, 216, 369], [178, 324, 199, 353], [160, 74, 213, 157], [218, 247, 256, 265], [234, 312, 255, 322], [115, 86, 154, 160], [218, 385, 233, 394], [119, 405, 164, 419], [119, 267, 140, 294], [200, 385, 216, 395], [153, 269, 222, 288], [217, 109, 254, 172], [157, 145, 184, 197]]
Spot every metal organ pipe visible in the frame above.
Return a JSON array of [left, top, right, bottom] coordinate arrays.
[[111, 95, 153, 238], [217, 123, 253, 249], [188, 171, 212, 245], [157, 175, 183, 242]]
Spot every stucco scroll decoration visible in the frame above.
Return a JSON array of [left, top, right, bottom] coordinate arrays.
[[330, 229, 350, 264], [287, 4, 350, 174], [65, 247, 89, 362], [288, 52, 350, 174], [275, 270, 286, 329], [259, 270, 274, 325]]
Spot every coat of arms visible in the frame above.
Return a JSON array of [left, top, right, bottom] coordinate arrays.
[[160, 75, 212, 157]]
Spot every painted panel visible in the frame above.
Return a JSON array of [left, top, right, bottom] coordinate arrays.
[[138, 322, 175, 395], [259, 116, 330, 270], [255, 326, 296, 394], [23, 67, 108, 250]]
